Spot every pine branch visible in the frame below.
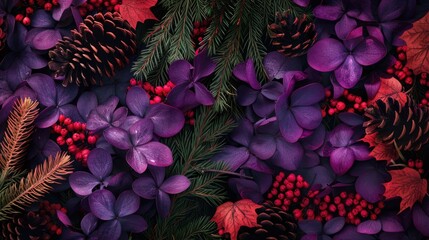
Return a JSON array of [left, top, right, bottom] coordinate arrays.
[[0, 152, 73, 221], [0, 98, 39, 182]]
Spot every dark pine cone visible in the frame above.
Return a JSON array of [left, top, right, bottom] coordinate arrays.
[[48, 12, 137, 87], [268, 11, 317, 57], [1, 211, 55, 240], [364, 97, 429, 151], [238, 201, 297, 240]]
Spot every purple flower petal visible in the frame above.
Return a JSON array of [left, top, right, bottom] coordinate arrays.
[[299, 220, 323, 234], [69, 171, 100, 196], [252, 94, 275, 117], [31, 29, 62, 50], [335, 15, 357, 40], [292, 0, 309, 7], [272, 138, 304, 170], [56, 210, 72, 227], [146, 103, 185, 138], [353, 38, 386, 66], [111, 107, 128, 127], [156, 190, 171, 217], [313, 5, 344, 21], [329, 124, 354, 147], [350, 144, 371, 161], [126, 148, 148, 174], [249, 134, 276, 160], [52, 0, 73, 20], [114, 190, 140, 217], [291, 105, 322, 130], [77, 92, 98, 121], [338, 112, 364, 127], [291, 83, 324, 107], [89, 190, 116, 220], [380, 214, 404, 232], [263, 52, 303, 81], [357, 220, 382, 234], [160, 175, 191, 194], [137, 142, 173, 167], [276, 95, 303, 143], [31, 10, 56, 28], [211, 146, 250, 171], [168, 60, 192, 85], [81, 213, 98, 235], [86, 97, 119, 132], [237, 85, 258, 106], [334, 55, 362, 89], [129, 119, 154, 146], [307, 38, 347, 72], [103, 127, 132, 150], [229, 178, 263, 203], [27, 73, 56, 106], [230, 119, 253, 146], [36, 106, 60, 128], [413, 204, 429, 237], [148, 166, 165, 186], [333, 226, 375, 240], [301, 125, 326, 150], [364, 74, 381, 100], [56, 83, 78, 106], [87, 148, 112, 180], [119, 215, 148, 233], [193, 50, 216, 81], [94, 220, 121, 240], [166, 83, 198, 111], [378, 0, 407, 22], [324, 217, 345, 235], [132, 176, 157, 199], [299, 165, 335, 187], [330, 147, 355, 175], [242, 155, 273, 174], [261, 81, 283, 100], [126, 87, 149, 117], [193, 82, 215, 105], [233, 59, 261, 90]]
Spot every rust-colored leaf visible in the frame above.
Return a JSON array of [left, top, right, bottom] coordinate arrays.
[[401, 12, 429, 74], [211, 199, 261, 240], [119, 0, 158, 29], [367, 77, 407, 107], [383, 168, 427, 213], [362, 133, 399, 162]]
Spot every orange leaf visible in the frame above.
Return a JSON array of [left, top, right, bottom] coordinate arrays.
[[211, 199, 261, 240], [120, 0, 158, 29], [362, 133, 399, 162], [383, 168, 428, 213], [401, 12, 429, 74], [367, 77, 407, 107]]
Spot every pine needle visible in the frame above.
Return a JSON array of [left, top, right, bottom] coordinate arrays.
[[0, 152, 73, 221], [0, 98, 39, 180]]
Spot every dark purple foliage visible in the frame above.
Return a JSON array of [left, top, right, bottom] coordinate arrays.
[[86, 96, 128, 133]]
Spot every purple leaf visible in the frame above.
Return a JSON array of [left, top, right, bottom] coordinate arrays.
[[193, 50, 216, 81], [36, 106, 60, 128], [129, 119, 154, 146], [276, 94, 303, 143], [380, 214, 404, 232], [413, 204, 429, 237], [77, 92, 98, 120], [160, 175, 191, 194], [193, 82, 215, 105], [81, 213, 98, 235], [27, 73, 56, 106], [299, 220, 323, 234], [355, 171, 384, 203], [330, 147, 355, 175], [307, 38, 347, 72], [56, 210, 72, 226], [119, 215, 148, 233], [69, 171, 99, 196], [136, 142, 173, 167], [357, 220, 382, 234], [104, 127, 133, 150], [237, 85, 258, 106], [313, 5, 343, 21], [211, 146, 250, 171], [249, 134, 276, 160], [168, 60, 193, 85], [233, 59, 261, 90], [156, 190, 171, 217], [87, 148, 112, 180], [31, 29, 62, 50], [353, 38, 386, 66], [89, 190, 116, 220], [329, 124, 354, 147], [126, 148, 148, 174], [146, 103, 185, 137], [114, 190, 140, 217], [334, 55, 362, 89], [94, 220, 121, 240], [263, 52, 303, 81], [291, 105, 322, 130], [324, 217, 345, 235], [31, 10, 56, 28], [126, 87, 149, 117], [132, 176, 158, 199], [272, 138, 304, 170]]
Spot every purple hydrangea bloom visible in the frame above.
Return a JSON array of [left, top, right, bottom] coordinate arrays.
[[77, 91, 99, 121], [126, 86, 184, 137], [326, 124, 371, 175], [103, 118, 174, 173], [333, 225, 376, 240], [166, 50, 216, 111], [27, 128, 60, 165], [69, 148, 124, 196], [275, 81, 325, 143], [412, 197, 429, 237], [307, 36, 386, 89], [349, 161, 387, 203], [27, 73, 80, 128], [26, 10, 63, 51], [57, 212, 99, 240], [132, 167, 190, 217], [357, 213, 404, 235], [299, 217, 346, 239], [89, 189, 147, 239], [86, 96, 128, 133]]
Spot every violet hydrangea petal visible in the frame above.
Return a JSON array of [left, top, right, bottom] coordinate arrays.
[[129, 119, 154, 146], [329, 124, 354, 147], [168, 60, 193, 85], [330, 147, 355, 175], [291, 105, 322, 130], [237, 85, 259, 106], [36, 106, 60, 128], [136, 142, 174, 167], [357, 220, 382, 234], [307, 38, 347, 72], [242, 155, 273, 174], [193, 50, 216, 81], [211, 146, 250, 171], [335, 15, 357, 40], [272, 138, 304, 170], [413, 204, 429, 237], [263, 52, 303, 81], [132, 176, 158, 199], [94, 220, 121, 240], [261, 81, 283, 100], [146, 103, 185, 138], [103, 127, 133, 150], [313, 5, 344, 21], [380, 214, 404, 232], [87, 148, 112, 180], [114, 190, 140, 217], [156, 190, 171, 217], [233, 59, 261, 90], [77, 92, 98, 121], [276, 94, 303, 143], [88, 190, 116, 220], [27, 73, 56, 107], [31, 9, 56, 28], [299, 220, 323, 234], [324, 217, 345, 235], [126, 87, 149, 117], [193, 82, 215, 105], [349, 144, 371, 161], [249, 134, 276, 160], [31, 29, 62, 50], [119, 215, 148, 233], [126, 148, 148, 174], [353, 38, 386, 66], [334, 55, 362, 89], [291, 83, 324, 107], [160, 175, 191, 194], [252, 94, 275, 117], [81, 213, 98, 235]]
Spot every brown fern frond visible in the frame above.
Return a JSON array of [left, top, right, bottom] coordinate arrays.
[[0, 152, 73, 221], [0, 98, 39, 176]]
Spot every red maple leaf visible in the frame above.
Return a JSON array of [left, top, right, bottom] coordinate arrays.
[[119, 0, 158, 29], [362, 133, 399, 163], [401, 12, 429, 74], [367, 77, 407, 107], [383, 168, 428, 213], [211, 199, 261, 240]]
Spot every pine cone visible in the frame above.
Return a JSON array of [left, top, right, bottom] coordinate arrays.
[[268, 11, 317, 57], [364, 97, 429, 151], [1, 211, 54, 240], [48, 12, 137, 87], [238, 202, 297, 240]]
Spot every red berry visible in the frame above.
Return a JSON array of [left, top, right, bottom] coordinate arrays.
[[66, 138, 74, 146], [87, 135, 97, 145], [44, 2, 53, 11], [336, 101, 346, 111], [328, 108, 336, 115], [153, 96, 162, 103], [287, 173, 296, 182], [64, 118, 72, 126], [26, 7, 34, 15], [72, 133, 80, 142], [22, 17, 31, 26]]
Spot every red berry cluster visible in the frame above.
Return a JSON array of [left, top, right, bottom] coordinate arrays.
[[267, 172, 384, 225], [13, 0, 60, 26], [417, 72, 429, 88], [24, 200, 67, 238], [386, 46, 414, 86], [52, 115, 98, 166], [408, 159, 425, 175], [77, 0, 121, 17], [418, 90, 429, 108], [321, 89, 368, 117], [192, 19, 210, 50]]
